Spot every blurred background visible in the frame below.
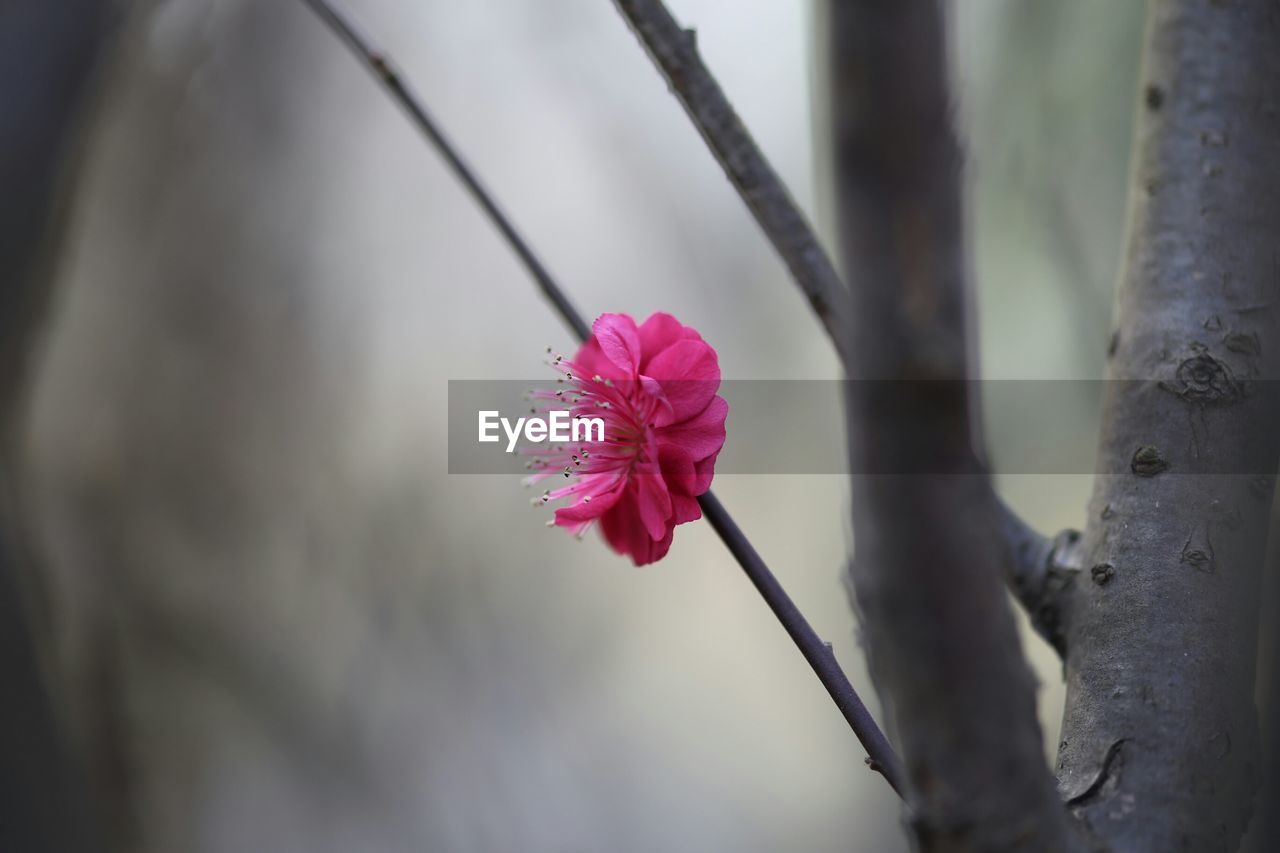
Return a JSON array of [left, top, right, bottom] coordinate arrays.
[[13, 0, 1143, 850]]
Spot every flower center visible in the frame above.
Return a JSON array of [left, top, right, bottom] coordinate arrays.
[[520, 350, 655, 537]]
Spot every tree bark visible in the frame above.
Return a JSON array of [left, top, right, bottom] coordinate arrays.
[[831, 2, 1079, 850], [1055, 1, 1280, 851]]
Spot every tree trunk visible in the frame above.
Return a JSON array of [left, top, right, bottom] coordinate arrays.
[[1055, 1, 1280, 850], [834, 0, 1280, 850], [831, 2, 1078, 850]]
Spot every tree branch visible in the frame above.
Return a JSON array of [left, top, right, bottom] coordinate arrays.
[[1055, 2, 1280, 849], [830, 2, 1080, 849], [298, 0, 589, 342], [995, 496, 1082, 659], [698, 492, 904, 796], [299, 0, 905, 798], [613, 0, 1069, 642], [610, 0, 851, 365]]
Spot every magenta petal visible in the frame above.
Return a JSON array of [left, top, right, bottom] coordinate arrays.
[[658, 444, 699, 496], [600, 496, 643, 559], [600, 493, 674, 566], [655, 395, 728, 461], [573, 337, 627, 382], [634, 473, 673, 542], [592, 313, 642, 377], [692, 451, 719, 495], [670, 493, 702, 524], [554, 477, 625, 525], [638, 375, 675, 426], [637, 527, 674, 566], [637, 312, 686, 371], [642, 340, 721, 424]]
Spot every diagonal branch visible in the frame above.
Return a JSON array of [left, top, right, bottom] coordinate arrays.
[[697, 492, 904, 796], [613, 0, 1067, 642], [610, 0, 851, 365], [298, 0, 904, 798], [830, 2, 1080, 849], [298, 0, 589, 342]]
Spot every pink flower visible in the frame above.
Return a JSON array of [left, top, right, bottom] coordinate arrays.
[[526, 312, 727, 565]]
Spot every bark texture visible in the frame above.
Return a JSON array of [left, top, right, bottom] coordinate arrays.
[[1055, 1, 1280, 851], [831, 2, 1078, 850]]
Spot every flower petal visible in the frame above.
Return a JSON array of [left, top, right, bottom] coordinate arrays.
[[642, 339, 720, 424], [638, 312, 690, 370], [638, 527, 674, 566], [655, 395, 728, 461], [658, 443, 699, 496], [592, 313, 642, 377], [600, 493, 674, 566], [633, 472, 673, 542], [692, 451, 720, 495], [600, 500, 640, 559], [554, 476, 625, 525], [572, 337, 628, 382], [670, 493, 702, 524]]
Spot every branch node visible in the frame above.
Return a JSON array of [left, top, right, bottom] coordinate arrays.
[[998, 499, 1082, 658]]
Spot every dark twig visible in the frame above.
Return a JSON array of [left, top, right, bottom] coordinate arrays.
[[995, 496, 1081, 658], [297, 0, 589, 342], [699, 492, 905, 796], [610, 0, 851, 365], [299, 0, 904, 798]]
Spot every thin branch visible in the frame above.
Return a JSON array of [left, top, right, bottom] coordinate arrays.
[[297, 0, 589, 342], [610, 0, 851, 365], [299, 0, 904, 798], [698, 492, 905, 795]]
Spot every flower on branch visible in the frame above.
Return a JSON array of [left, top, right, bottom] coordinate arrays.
[[525, 312, 727, 565]]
